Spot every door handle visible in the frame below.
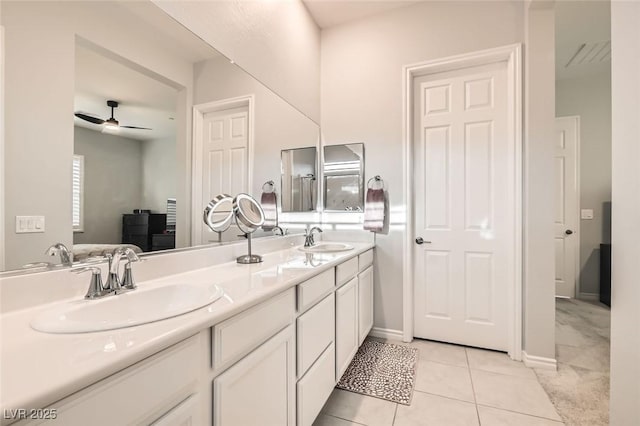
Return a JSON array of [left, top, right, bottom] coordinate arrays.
[[415, 237, 431, 245], [565, 229, 573, 235]]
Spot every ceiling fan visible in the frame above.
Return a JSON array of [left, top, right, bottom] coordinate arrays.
[[74, 100, 152, 131]]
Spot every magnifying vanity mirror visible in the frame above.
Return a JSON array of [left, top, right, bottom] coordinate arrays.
[[323, 143, 365, 212], [0, 0, 319, 273], [280, 147, 318, 213]]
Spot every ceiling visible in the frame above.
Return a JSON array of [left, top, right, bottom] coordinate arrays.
[[555, 0, 611, 81], [73, 0, 221, 142], [303, 0, 418, 29], [74, 44, 178, 142]]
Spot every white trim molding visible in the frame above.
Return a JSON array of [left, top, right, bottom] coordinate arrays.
[[368, 327, 404, 342], [523, 351, 557, 371], [191, 95, 255, 245], [0, 25, 5, 271], [402, 44, 523, 360], [578, 292, 600, 302]]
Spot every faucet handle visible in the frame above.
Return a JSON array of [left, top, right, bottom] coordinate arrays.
[[73, 267, 109, 299], [121, 249, 143, 290]]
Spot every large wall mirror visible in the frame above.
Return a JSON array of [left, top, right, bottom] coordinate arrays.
[[0, 0, 319, 273], [323, 143, 365, 212], [280, 147, 318, 213]]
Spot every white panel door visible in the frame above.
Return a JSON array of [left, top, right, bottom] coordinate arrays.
[[554, 116, 579, 298], [358, 266, 374, 345], [413, 62, 512, 351], [199, 106, 248, 244]]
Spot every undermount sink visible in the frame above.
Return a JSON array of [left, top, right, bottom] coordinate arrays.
[[298, 243, 354, 253], [31, 283, 224, 334]]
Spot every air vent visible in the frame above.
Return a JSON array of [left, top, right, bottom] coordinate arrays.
[[565, 40, 611, 68]]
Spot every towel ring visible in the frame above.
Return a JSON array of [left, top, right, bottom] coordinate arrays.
[[367, 175, 384, 190], [262, 180, 275, 193]]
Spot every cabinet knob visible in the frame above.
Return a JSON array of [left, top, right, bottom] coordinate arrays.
[[565, 229, 573, 235]]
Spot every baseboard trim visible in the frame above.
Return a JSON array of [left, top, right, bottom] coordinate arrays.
[[523, 351, 557, 371], [368, 327, 404, 341], [578, 292, 599, 301]]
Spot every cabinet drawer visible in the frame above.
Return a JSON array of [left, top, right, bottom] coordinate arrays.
[[297, 293, 335, 377], [297, 344, 336, 426], [20, 336, 200, 426], [358, 249, 374, 271], [298, 268, 335, 312], [336, 257, 359, 286], [212, 288, 295, 371]]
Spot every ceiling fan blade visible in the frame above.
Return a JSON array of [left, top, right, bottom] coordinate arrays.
[[120, 125, 152, 130], [75, 113, 105, 125]]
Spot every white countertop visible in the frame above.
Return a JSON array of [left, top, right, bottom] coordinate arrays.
[[0, 242, 373, 416]]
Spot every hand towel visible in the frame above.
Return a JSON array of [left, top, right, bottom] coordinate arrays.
[[364, 188, 385, 232], [261, 191, 278, 230]]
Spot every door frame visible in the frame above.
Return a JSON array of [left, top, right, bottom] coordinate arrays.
[[0, 25, 5, 271], [556, 115, 581, 299], [191, 94, 255, 245], [402, 44, 523, 360]]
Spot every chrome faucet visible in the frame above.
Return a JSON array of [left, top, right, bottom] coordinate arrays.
[[121, 248, 141, 290], [45, 243, 73, 267], [74, 266, 109, 299], [272, 226, 287, 236], [105, 248, 141, 293], [304, 226, 323, 247], [74, 248, 141, 299]]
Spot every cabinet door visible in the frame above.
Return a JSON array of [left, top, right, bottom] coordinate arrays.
[[213, 325, 295, 426], [335, 277, 358, 380], [358, 266, 374, 345]]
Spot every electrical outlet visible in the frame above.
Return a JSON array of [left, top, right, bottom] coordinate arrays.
[[15, 216, 45, 233], [581, 209, 594, 220]]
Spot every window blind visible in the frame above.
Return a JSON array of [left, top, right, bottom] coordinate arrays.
[[166, 198, 176, 231], [72, 155, 84, 231]]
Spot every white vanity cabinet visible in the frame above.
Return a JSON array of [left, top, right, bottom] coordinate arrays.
[[18, 336, 202, 426], [13, 247, 375, 426]]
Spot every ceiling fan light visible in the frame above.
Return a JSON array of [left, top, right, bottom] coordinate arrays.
[[104, 118, 119, 130]]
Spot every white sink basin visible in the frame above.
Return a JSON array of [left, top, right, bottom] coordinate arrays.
[[298, 243, 354, 253], [278, 254, 333, 270], [31, 283, 224, 334]]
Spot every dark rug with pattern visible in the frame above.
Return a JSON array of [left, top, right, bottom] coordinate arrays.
[[336, 340, 418, 405]]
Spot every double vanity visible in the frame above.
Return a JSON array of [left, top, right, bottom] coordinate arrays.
[[0, 236, 375, 425]]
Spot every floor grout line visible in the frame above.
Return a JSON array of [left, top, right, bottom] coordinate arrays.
[[475, 403, 564, 423], [413, 389, 476, 405], [391, 403, 398, 426], [465, 348, 482, 425], [323, 413, 368, 426]]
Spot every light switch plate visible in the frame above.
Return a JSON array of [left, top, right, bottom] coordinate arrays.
[[15, 216, 45, 233], [581, 209, 594, 220]]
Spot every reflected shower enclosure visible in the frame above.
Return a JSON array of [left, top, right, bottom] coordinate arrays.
[[323, 143, 365, 211], [280, 147, 318, 212]]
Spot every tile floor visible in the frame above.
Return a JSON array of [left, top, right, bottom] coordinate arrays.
[[315, 339, 564, 426]]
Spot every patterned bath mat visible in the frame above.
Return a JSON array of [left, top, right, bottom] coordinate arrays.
[[336, 340, 418, 405]]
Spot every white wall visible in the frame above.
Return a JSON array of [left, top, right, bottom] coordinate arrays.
[[2, 1, 194, 269], [153, 0, 321, 123], [320, 0, 545, 344], [73, 127, 143, 245], [142, 136, 177, 213], [556, 70, 612, 296], [609, 1, 640, 423]]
